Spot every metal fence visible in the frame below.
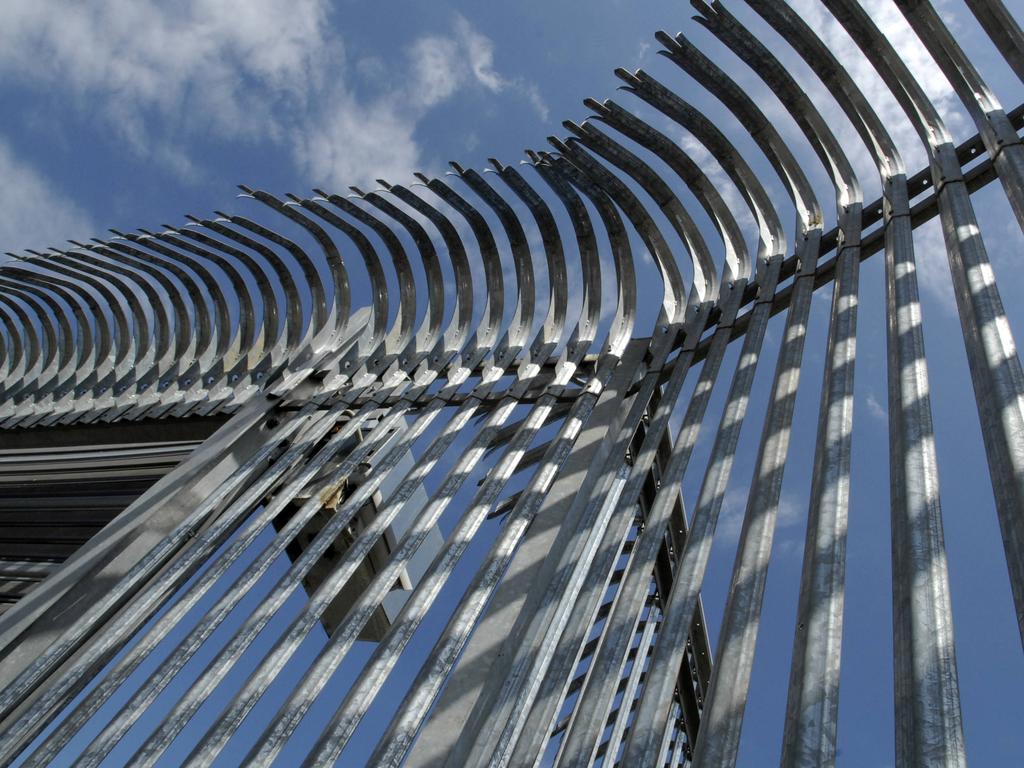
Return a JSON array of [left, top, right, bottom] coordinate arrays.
[[0, 1, 1022, 765]]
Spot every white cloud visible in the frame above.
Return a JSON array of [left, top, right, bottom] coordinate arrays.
[[0, 2, 546, 191], [912, 216, 958, 312], [0, 0, 333, 143], [716, 486, 803, 554], [306, 7, 559, 192], [405, 13, 552, 120], [788, 0, 968, 171], [0, 139, 94, 256], [635, 40, 652, 68], [291, 94, 422, 192], [410, 35, 465, 109], [866, 391, 887, 421], [449, 12, 549, 121], [456, 15, 506, 92], [522, 84, 551, 123]]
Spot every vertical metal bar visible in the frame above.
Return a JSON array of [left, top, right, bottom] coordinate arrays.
[[778, 237, 859, 768], [385, 348, 641, 768], [125, 399, 482, 766], [0, 401, 322, 735], [602, 600, 659, 765], [832, 0, 1024, 655], [552, 288, 739, 767], [623, 254, 782, 766], [244, 394, 552, 766], [888, 178, 965, 768], [680, 6, 862, 764], [821, 2, 970, 762], [693, 229, 823, 768], [22, 399, 407, 766], [456, 351, 648, 767]]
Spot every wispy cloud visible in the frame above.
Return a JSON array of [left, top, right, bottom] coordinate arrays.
[[716, 486, 804, 559], [866, 391, 887, 421], [0, 0, 334, 145], [912, 217, 958, 312], [0, 138, 94, 256], [449, 15, 549, 121], [0, 2, 546, 191]]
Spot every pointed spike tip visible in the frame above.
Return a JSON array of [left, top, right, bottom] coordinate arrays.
[[654, 30, 675, 46]]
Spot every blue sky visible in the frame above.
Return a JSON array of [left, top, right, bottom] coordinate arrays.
[[3, 1, 1024, 766]]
